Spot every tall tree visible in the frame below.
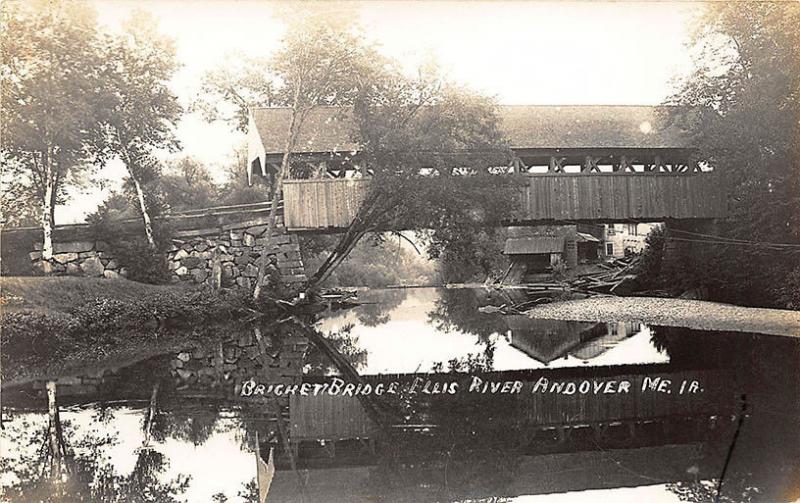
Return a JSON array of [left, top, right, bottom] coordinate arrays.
[[0, 155, 40, 227], [664, 2, 800, 308], [197, 9, 381, 300], [104, 10, 182, 251], [307, 64, 516, 289], [156, 157, 220, 212], [0, 0, 111, 262]]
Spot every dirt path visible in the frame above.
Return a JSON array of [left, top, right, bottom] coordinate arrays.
[[527, 296, 800, 337]]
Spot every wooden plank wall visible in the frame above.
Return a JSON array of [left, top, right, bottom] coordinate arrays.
[[284, 179, 368, 230], [289, 369, 733, 440], [522, 173, 727, 221], [513, 369, 735, 427], [283, 173, 726, 230], [290, 394, 376, 440]]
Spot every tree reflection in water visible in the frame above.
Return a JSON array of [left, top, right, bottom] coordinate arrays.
[[2, 295, 800, 502], [0, 381, 191, 503], [428, 287, 509, 341], [303, 323, 368, 375], [353, 289, 407, 327]]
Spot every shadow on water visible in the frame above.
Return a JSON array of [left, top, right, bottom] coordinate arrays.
[[1, 287, 799, 502]]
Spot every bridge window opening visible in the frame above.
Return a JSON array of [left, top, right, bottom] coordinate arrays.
[[660, 162, 686, 173], [289, 159, 317, 178], [489, 165, 514, 175], [698, 161, 713, 172], [591, 154, 614, 173], [250, 157, 262, 177], [517, 156, 549, 174], [321, 158, 359, 178], [527, 165, 550, 174]]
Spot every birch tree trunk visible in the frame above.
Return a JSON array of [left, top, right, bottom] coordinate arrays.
[[131, 174, 157, 251], [46, 381, 63, 480], [40, 152, 55, 263], [143, 382, 160, 448], [252, 106, 303, 301], [119, 141, 158, 252]]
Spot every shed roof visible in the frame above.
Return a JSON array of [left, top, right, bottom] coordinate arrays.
[[503, 236, 564, 255], [251, 105, 698, 155], [576, 232, 601, 243]]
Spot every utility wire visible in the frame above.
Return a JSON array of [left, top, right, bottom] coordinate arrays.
[[669, 228, 800, 248], [665, 236, 800, 251]]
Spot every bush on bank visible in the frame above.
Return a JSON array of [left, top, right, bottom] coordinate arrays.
[[86, 204, 175, 284]]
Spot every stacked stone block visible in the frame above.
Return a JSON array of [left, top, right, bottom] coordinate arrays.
[[167, 223, 307, 289], [29, 240, 127, 278], [26, 219, 307, 289], [169, 326, 308, 397]]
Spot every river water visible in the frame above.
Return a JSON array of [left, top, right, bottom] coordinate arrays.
[[2, 287, 799, 502]]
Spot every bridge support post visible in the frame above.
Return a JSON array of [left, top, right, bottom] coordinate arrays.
[[564, 229, 578, 268]]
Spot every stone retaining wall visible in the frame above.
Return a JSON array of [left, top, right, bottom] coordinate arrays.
[[170, 325, 307, 395], [6, 325, 308, 406], [30, 240, 126, 278], [18, 207, 308, 289], [167, 221, 307, 289]]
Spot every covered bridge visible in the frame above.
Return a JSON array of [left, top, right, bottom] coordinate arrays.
[[247, 105, 726, 230]]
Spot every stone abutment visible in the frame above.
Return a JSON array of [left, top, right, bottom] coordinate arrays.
[[1, 202, 308, 289]]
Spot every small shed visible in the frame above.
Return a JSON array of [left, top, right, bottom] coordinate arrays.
[[503, 236, 565, 276], [576, 232, 601, 261]]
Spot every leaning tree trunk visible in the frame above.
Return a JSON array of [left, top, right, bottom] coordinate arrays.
[[119, 143, 158, 252], [252, 106, 304, 301], [306, 187, 398, 290], [131, 174, 157, 252]]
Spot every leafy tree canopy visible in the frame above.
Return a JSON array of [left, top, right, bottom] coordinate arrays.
[[661, 2, 800, 308]]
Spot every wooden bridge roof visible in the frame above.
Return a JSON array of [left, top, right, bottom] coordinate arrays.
[[251, 105, 699, 155]]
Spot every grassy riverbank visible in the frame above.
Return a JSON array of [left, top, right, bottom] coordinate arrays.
[[3, 276, 188, 313], [1, 276, 254, 383], [1, 276, 250, 323]]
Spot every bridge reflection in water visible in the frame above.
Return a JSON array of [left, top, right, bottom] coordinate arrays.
[[1, 288, 798, 502]]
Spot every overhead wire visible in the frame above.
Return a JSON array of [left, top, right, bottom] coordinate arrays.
[[668, 228, 800, 248], [665, 229, 800, 251]]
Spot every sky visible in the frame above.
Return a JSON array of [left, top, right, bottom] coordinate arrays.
[[58, 0, 702, 223]]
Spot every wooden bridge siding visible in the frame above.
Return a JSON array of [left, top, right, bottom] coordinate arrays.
[[515, 370, 735, 426], [283, 174, 726, 229], [290, 394, 376, 440], [288, 369, 734, 441], [284, 179, 368, 229], [523, 174, 726, 221]]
